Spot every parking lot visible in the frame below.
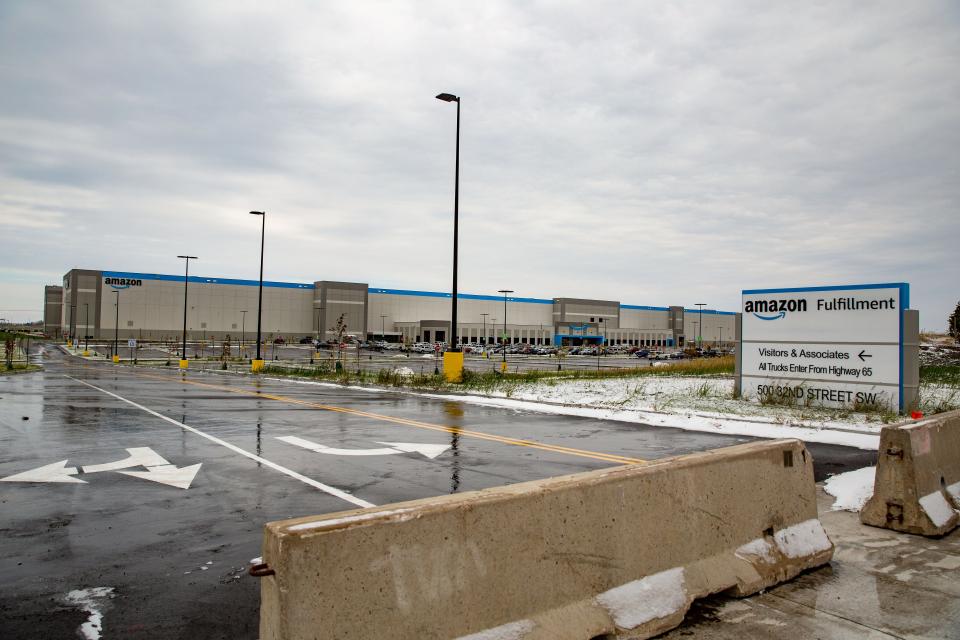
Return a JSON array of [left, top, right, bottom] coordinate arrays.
[[69, 339, 709, 375], [0, 347, 877, 638]]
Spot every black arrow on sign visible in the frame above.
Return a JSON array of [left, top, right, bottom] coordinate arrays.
[[858, 350, 873, 361]]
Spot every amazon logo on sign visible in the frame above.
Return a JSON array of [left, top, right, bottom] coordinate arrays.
[[744, 298, 807, 320]]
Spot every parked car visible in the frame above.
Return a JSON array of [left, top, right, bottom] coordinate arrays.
[[634, 349, 649, 358], [299, 336, 314, 344], [272, 336, 286, 344]]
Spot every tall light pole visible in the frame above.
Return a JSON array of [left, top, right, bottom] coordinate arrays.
[[380, 314, 387, 343], [83, 303, 90, 353], [480, 313, 488, 346], [436, 92, 461, 352], [695, 303, 706, 349], [177, 255, 197, 368], [498, 290, 513, 367], [315, 306, 324, 355], [69, 305, 76, 344], [250, 211, 266, 371], [112, 290, 119, 361], [240, 310, 247, 358]]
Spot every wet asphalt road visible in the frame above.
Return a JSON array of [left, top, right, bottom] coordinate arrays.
[[0, 347, 876, 639]]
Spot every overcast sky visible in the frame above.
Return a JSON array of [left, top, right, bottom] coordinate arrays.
[[2, 1, 958, 328]]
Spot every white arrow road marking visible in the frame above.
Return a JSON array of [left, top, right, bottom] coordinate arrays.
[[1, 448, 202, 489], [0, 459, 86, 484], [119, 463, 203, 490], [81, 447, 171, 473], [64, 375, 375, 508], [277, 435, 451, 459], [377, 442, 451, 459], [82, 446, 202, 490]]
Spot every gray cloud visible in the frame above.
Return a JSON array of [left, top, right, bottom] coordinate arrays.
[[1, 0, 958, 328]]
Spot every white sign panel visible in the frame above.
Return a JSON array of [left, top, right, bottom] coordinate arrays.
[[127, 339, 137, 348], [740, 283, 907, 410]]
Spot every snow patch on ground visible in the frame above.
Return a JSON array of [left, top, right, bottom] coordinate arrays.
[[64, 587, 114, 640], [773, 519, 832, 558], [255, 372, 960, 450], [919, 491, 957, 528], [455, 619, 535, 640], [595, 567, 687, 629], [823, 467, 876, 512], [422, 391, 881, 450]]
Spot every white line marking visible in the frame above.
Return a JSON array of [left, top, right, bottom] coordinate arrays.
[[64, 375, 375, 508]]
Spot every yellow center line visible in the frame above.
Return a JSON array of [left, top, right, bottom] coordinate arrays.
[[120, 368, 644, 465]]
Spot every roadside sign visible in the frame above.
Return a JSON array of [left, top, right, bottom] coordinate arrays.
[[128, 339, 137, 348], [738, 283, 910, 411]]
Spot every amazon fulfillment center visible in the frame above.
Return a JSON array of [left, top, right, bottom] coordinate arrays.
[[43, 268, 736, 348]]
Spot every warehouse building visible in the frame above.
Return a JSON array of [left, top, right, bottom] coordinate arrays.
[[49, 268, 736, 348]]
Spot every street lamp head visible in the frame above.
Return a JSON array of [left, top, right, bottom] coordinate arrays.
[[498, 289, 514, 295], [177, 255, 198, 260], [435, 93, 459, 103], [249, 211, 265, 216]]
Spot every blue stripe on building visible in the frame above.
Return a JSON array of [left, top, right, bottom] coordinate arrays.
[[102, 270, 736, 313]]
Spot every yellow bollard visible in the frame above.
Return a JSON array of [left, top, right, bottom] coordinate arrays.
[[442, 351, 464, 383], [179, 359, 189, 369], [500, 360, 508, 373], [112, 355, 120, 364], [82, 350, 90, 357], [251, 359, 265, 373]]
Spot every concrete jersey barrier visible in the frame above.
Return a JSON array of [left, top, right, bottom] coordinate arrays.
[[258, 440, 832, 640], [861, 409, 960, 536]]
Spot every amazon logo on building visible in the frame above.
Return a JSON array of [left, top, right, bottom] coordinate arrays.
[[104, 277, 142, 289], [743, 298, 807, 320]]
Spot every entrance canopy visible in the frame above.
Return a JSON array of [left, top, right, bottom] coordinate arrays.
[[554, 334, 605, 346]]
